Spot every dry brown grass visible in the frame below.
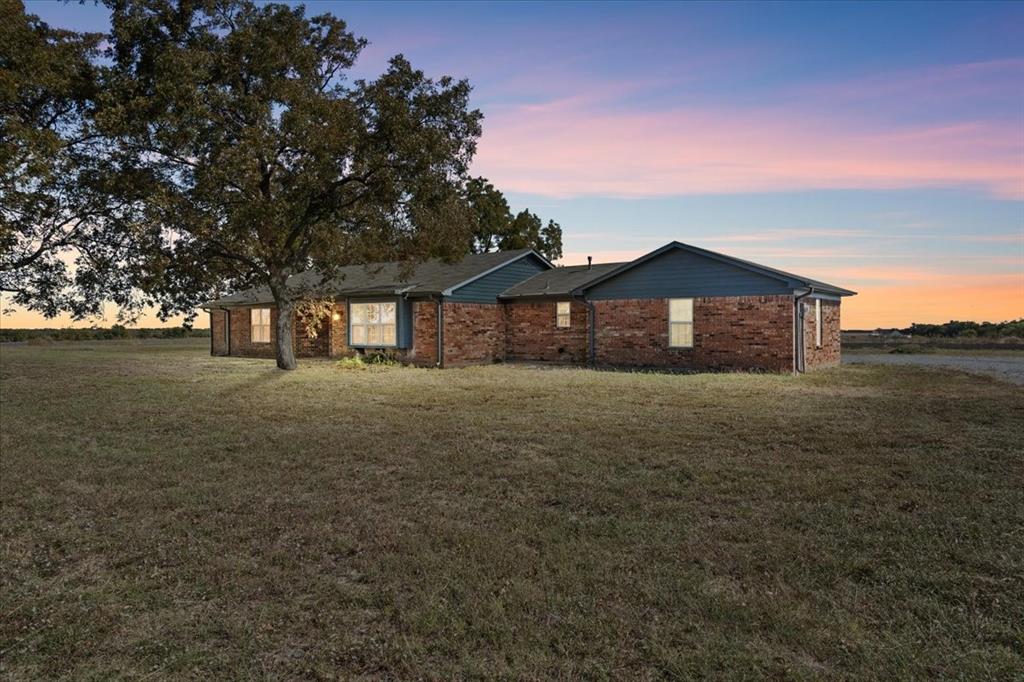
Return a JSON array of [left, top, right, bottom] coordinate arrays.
[[1, 339, 1022, 679]]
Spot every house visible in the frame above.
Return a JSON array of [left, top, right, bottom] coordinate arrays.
[[872, 328, 908, 339], [203, 241, 855, 372]]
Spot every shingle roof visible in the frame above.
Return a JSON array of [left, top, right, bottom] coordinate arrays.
[[204, 248, 541, 307], [204, 240, 855, 308], [498, 262, 627, 299]]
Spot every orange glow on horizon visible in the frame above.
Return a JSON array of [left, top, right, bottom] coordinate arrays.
[[0, 302, 207, 331], [841, 279, 1022, 329]]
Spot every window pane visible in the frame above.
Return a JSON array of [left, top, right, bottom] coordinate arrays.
[[381, 302, 396, 323], [351, 324, 367, 345], [669, 298, 693, 323], [368, 325, 382, 345], [251, 308, 270, 343], [670, 322, 693, 348], [350, 304, 366, 324], [366, 304, 380, 323], [381, 324, 396, 345]]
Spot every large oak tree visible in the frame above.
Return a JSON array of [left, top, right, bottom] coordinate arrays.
[[100, 0, 482, 369]]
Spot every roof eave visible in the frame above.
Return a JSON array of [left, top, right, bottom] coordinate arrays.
[[498, 291, 574, 301], [798, 283, 857, 297]]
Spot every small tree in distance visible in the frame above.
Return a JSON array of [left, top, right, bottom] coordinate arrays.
[[463, 176, 563, 261], [100, 0, 483, 369]]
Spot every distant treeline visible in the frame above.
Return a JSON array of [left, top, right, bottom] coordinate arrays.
[[0, 326, 210, 343], [903, 320, 1023, 338]]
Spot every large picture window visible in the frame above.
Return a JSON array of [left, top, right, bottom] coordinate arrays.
[[251, 308, 271, 344], [350, 301, 397, 347], [668, 298, 694, 348]]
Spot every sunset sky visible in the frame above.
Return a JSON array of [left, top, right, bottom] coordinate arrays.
[[5, 0, 1021, 330]]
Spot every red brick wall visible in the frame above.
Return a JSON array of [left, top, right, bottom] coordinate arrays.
[[409, 301, 439, 366], [227, 306, 330, 359], [802, 299, 841, 370], [442, 302, 505, 367], [216, 295, 813, 372], [504, 300, 588, 363], [210, 310, 228, 355], [592, 296, 794, 372], [294, 313, 329, 357], [328, 303, 347, 358], [228, 307, 276, 358]]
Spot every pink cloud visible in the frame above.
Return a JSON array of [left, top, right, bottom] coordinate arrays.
[[806, 58, 1024, 103], [473, 59, 1023, 200], [705, 228, 872, 242], [474, 104, 1021, 198]]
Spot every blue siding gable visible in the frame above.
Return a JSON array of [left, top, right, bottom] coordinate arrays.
[[447, 254, 549, 303], [585, 248, 794, 300]]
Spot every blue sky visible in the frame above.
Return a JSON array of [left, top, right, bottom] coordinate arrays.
[[14, 0, 1023, 327]]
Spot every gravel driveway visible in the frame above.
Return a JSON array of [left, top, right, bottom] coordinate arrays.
[[844, 353, 1024, 385]]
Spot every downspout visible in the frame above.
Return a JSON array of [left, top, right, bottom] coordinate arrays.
[[206, 308, 214, 355], [223, 307, 232, 356], [436, 295, 444, 368], [793, 288, 813, 373]]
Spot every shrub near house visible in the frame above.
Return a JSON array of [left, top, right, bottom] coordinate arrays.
[[205, 242, 854, 372]]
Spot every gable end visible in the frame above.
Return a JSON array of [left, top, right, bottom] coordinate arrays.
[[583, 247, 795, 300], [446, 253, 551, 303]]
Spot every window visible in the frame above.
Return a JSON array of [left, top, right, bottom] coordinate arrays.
[[556, 301, 571, 328], [350, 301, 397, 347], [815, 299, 822, 348], [669, 298, 694, 348], [251, 308, 271, 344]]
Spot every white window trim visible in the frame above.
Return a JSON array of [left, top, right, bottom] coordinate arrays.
[[251, 308, 271, 344], [556, 301, 571, 328], [348, 301, 398, 348], [815, 299, 823, 348], [668, 298, 694, 348]]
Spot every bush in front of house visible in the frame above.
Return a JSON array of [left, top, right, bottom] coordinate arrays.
[[336, 351, 402, 370]]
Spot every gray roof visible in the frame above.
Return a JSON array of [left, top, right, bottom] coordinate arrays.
[[204, 240, 855, 308], [204, 248, 541, 307], [499, 262, 627, 299]]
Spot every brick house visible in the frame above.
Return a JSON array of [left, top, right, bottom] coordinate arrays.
[[203, 242, 855, 372]]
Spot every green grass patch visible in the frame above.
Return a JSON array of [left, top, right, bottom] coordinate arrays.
[[2, 341, 1022, 678]]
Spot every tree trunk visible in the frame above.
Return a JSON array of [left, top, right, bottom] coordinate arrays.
[[274, 296, 298, 370]]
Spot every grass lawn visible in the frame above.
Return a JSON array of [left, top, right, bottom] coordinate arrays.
[[2, 340, 1022, 679]]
